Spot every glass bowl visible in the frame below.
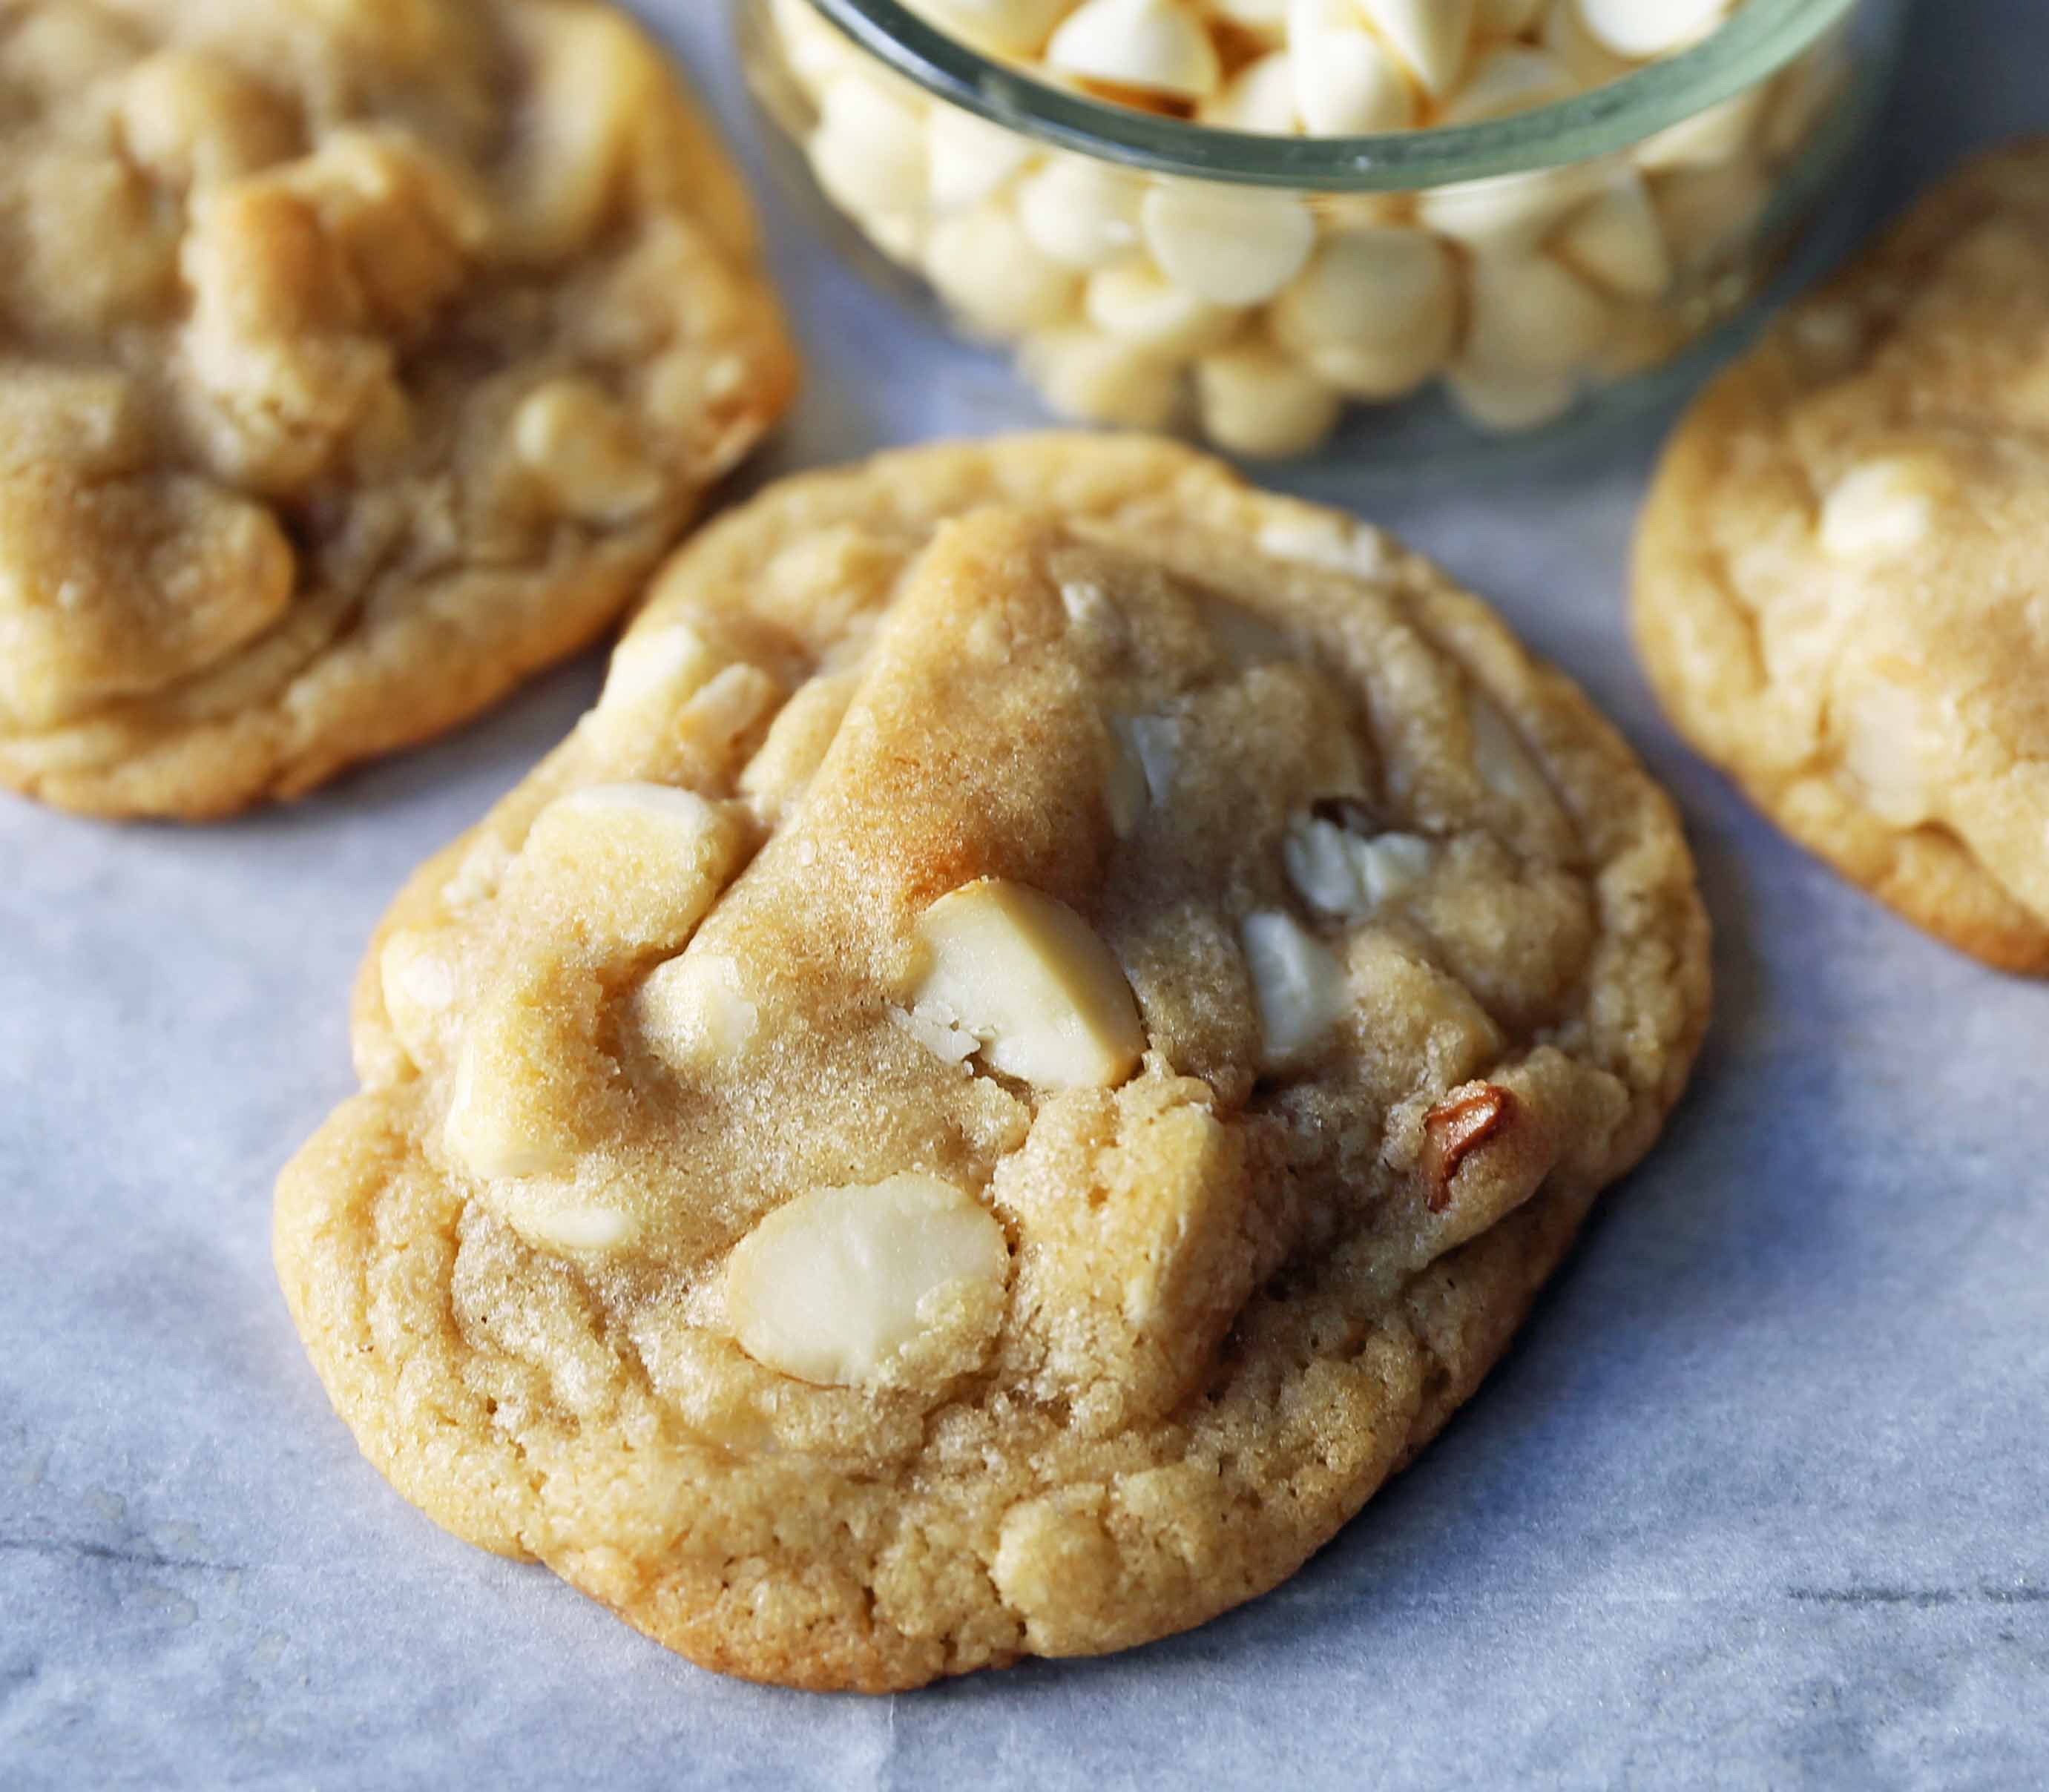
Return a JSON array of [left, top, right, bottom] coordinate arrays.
[[736, 0, 1910, 464]]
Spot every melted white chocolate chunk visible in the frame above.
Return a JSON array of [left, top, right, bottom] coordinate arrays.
[[509, 784, 750, 953], [1818, 460, 1941, 561], [1241, 909, 1348, 1070], [378, 927, 461, 1070], [444, 1014, 581, 1182], [1283, 814, 1436, 918], [597, 622, 726, 718]]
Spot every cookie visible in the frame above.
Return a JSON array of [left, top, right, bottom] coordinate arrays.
[[0, 0, 795, 819], [1634, 139, 2049, 972], [275, 435, 1710, 1690]]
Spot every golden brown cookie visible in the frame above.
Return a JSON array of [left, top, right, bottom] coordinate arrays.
[[1634, 139, 2049, 972], [0, 0, 795, 819], [276, 435, 1710, 1690]]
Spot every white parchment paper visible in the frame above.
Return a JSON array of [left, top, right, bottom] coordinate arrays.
[[2, 2, 2045, 1785]]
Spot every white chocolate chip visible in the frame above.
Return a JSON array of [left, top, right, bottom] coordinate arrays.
[[1415, 162, 1603, 251], [1303, 326, 1453, 401], [1467, 691, 1556, 812], [1838, 676, 1935, 826], [545, 780, 731, 835], [1343, 824, 1438, 905], [1241, 909, 1347, 1070], [773, 0, 868, 90], [926, 200, 1079, 337], [1360, 0, 1476, 94], [1019, 327, 1183, 428], [1198, 50, 1301, 134], [1541, 0, 1634, 84], [1462, 251, 1611, 375], [524, 1205, 635, 1253], [1046, 0, 1223, 100], [379, 928, 458, 1068], [1634, 85, 1767, 172], [1446, 359, 1577, 431], [1287, 0, 1415, 135], [809, 75, 929, 220], [599, 622, 724, 717], [1437, 45, 1577, 125], [444, 1026, 579, 1182], [527, 783, 735, 868], [638, 949, 760, 1070], [511, 783, 749, 953], [855, 205, 926, 266], [738, 670, 858, 821], [724, 1173, 1010, 1388], [1281, 815, 1361, 913], [496, 6, 666, 264], [1555, 169, 1673, 297], [1196, 339, 1343, 459], [1270, 226, 1457, 400], [677, 662, 780, 750], [909, 879, 1145, 1089], [1084, 256, 1242, 357], [439, 836, 514, 912], [925, 105, 1035, 210], [1015, 158, 1143, 269], [512, 378, 662, 526], [1574, 0, 1728, 60], [1256, 515, 1392, 578], [1102, 716, 1151, 836], [445, 788, 749, 1185], [645, 347, 749, 431], [1059, 575, 1116, 633], [907, 0, 1075, 57], [1817, 460, 1938, 561], [1140, 182, 1315, 306]]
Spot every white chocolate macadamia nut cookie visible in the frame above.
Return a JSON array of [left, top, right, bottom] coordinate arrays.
[[0, 0, 795, 819], [277, 435, 1711, 1690], [768, 0, 1842, 449], [1634, 139, 2049, 972]]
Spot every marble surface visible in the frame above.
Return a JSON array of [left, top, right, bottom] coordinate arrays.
[[2, 2, 2045, 1786]]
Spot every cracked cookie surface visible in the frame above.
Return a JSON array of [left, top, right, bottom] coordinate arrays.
[[0, 0, 794, 818], [275, 434, 1710, 1690], [1634, 139, 2049, 972]]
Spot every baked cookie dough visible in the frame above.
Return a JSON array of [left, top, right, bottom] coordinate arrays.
[[0, 0, 795, 819], [1634, 139, 2049, 972], [276, 435, 1710, 1690]]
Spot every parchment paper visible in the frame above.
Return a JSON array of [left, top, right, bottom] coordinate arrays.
[[2, 3, 2045, 1785]]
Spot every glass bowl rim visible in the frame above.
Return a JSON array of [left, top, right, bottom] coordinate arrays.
[[791, 0, 1864, 188]]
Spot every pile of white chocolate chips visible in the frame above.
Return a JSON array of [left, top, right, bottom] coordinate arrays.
[[766, 0, 1848, 452]]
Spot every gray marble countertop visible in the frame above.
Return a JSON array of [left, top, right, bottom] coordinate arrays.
[[3, 2, 2045, 1786]]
